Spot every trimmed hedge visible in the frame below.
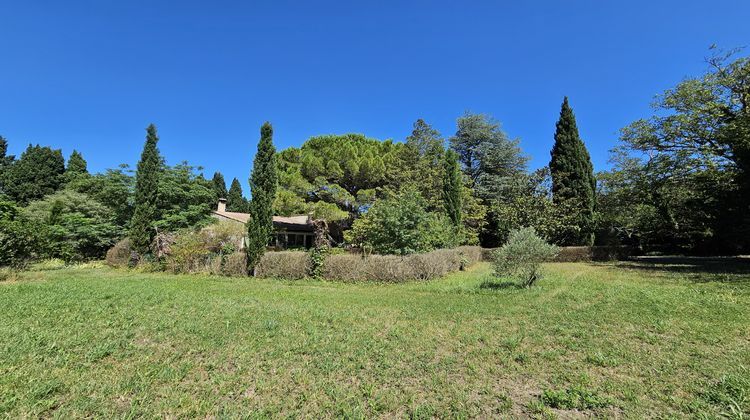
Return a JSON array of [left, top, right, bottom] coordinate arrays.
[[255, 251, 311, 280], [256, 246, 482, 282]]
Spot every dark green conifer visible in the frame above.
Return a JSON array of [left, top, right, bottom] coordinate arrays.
[[212, 172, 228, 200], [130, 124, 162, 254], [246, 122, 278, 274], [442, 149, 462, 226], [226, 177, 247, 212], [549, 97, 596, 245]]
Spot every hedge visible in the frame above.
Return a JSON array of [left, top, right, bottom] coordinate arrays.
[[255, 246, 482, 282]]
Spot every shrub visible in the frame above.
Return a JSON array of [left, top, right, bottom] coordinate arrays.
[[201, 220, 245, 254], [221, 252, 248, 277], [492, 227, 559, 287], [255, 251, 310, 280], [0, 202, 40, 267], [106, 238, 136, 267], [322, 246, 482, 282], [165, 230, 211, 274]]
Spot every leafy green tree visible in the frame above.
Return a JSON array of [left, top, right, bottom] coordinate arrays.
[[212, 171, 228, 200], [226, 177, 248, 212], [442, 149, 462, 226], [449, 113, 528, 200], [611, 49, 750, 253], [0, 136, 13, 197], [2, 144, 65, 204], [345, 189, 457, 254], [67, 165, 134, 226], [399, 119, 446, 210], [549, 97, 596, 246], [156, 163, 214, 231], [24, 190, 122, 261], [246, 122, 278, 273], [0, 201, 40, 267], [130, 124, 162, 254]]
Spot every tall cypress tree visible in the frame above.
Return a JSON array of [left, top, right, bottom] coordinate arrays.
[[442, 149, 462, 226], [130, 124, 162, 254], [549, 97, 596, 245], [246, 122, 278, 274], [226, 177, 247, 212], [212, 171, 228, 200]]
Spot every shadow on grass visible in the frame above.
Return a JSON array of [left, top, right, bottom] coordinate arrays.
[[479, 280, 523, 290], [613, 256, 750, 284]]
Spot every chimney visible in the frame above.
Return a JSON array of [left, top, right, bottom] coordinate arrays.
[[217, 198, 227, 212]]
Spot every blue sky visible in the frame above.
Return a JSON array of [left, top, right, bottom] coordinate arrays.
[[1, 1, 748, 192]]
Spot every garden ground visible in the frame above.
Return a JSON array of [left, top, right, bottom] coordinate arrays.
[[1, 259, 749, 418]]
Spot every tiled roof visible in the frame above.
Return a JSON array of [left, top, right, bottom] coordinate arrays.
[[212, 211, 312, 227]]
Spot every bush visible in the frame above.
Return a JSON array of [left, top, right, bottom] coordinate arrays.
[[492, 228, 559, 287], [106, 238, 136, 267], [165, 230, 211, 274], [0, 202, 40, 267], [255, 251, 310, 279], [322, 246, 482, 282], [221, 252, 248, 277]]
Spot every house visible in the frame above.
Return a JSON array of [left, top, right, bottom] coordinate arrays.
[[211, 198, 316, 249]]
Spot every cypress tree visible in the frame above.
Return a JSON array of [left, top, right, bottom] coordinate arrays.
[[212, 171, 228, 200], [2, 144, 65, 204], [226, 177, 247, 212], [246, 122, 278, 274], [64, 150, 88, 182], [549, 97, 596, 245], [130, 124, 162, 254], [442, 149, 462, 226]]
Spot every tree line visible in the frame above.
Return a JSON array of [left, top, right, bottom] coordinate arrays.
[[1, 49, 748, 270]]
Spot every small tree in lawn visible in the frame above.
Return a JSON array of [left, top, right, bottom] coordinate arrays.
[[442, 149, 462, 227], [492, 227, 559, 287], [130, 124, 162, 255], [246, 122, 277, 274]]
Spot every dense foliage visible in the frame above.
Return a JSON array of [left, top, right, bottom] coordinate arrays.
[[345, 189, 458, 255], [549, 97, 596, 246], [130, 124, 162, 254], [1, 49, 748, 268], [598, 49, 750, 254], [226, 177, 248, 212], [246, 122, 278, 273]]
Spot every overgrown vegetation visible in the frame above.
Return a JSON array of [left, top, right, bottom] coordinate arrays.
[[1, 49, 749, 269]]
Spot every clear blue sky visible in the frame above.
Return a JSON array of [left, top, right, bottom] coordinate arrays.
[[2, 1, 748, 192]]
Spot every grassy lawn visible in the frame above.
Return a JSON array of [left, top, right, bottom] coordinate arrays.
[[1, 260, 749, 418]]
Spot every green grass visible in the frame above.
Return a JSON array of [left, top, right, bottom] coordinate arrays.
[[1, 259, 749, 418]]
